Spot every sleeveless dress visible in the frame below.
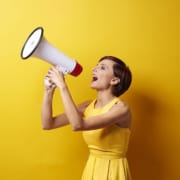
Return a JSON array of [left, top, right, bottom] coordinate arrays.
[[82, 97, 132, 180]]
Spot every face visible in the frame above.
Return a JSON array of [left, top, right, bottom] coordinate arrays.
[[91, 59, 119, 90]]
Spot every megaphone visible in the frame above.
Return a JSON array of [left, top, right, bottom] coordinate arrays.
[[20, 27, 83, 76]]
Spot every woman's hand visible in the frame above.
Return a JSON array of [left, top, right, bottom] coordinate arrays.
[[44, 76, 56, 92], [46, 66, 66, 89]]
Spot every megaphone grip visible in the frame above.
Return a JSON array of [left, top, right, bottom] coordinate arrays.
[[70, 62, 83, 76]]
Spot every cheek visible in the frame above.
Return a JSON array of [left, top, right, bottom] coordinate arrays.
[[103, 73, 113, 82], [99, 75, 112, 87]]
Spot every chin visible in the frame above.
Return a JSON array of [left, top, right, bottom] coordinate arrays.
[[90, 83, 98, 89], [90, 84, 96, 89], [91, 84, 102, 91]]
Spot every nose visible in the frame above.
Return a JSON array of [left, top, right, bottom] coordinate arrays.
[[92, 65, 98, 72], [92, 66, 97, 73]]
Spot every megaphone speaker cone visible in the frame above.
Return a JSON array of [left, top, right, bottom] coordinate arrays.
[[21, 27, 44, 59]]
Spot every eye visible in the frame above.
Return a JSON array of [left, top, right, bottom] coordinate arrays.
[[100, 65, 106, 70]]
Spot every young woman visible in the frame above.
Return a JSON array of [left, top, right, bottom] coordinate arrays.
[[41, 56, 132, 180]]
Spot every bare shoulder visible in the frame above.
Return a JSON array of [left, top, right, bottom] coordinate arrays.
[[112, 100, 130, 112], [111, 100, 131, 128]]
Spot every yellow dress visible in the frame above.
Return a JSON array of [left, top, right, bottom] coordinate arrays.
[[82, 98, 132, 180]]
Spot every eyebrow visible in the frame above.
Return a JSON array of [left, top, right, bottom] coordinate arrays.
[[98, 63, 108, 66], [99, 63, 109, 68]]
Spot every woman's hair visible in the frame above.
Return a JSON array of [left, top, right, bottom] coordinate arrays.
[[99, 56, 132, 97]]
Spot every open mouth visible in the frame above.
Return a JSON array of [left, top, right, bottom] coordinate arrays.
[[92, 76, 98, 82]]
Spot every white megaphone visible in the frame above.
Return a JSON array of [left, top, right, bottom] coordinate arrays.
[[20, 27, 83, 76]]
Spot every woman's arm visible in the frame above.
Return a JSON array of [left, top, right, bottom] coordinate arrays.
[[41, 89, 70, 130], [41, 90, 90, 130], [58, 84, 131, 131], [41, 76, 91, 130], [41, 75, 70, 130], [81, 101, 131, 130]]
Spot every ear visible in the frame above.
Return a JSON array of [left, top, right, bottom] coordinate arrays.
[[110, 77, 120, 85]]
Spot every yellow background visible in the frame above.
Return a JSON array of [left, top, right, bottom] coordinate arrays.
[[0, 0, 180, 179]]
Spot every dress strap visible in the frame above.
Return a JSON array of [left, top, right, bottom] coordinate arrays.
[[84, 97, 120, 118], [102, 97, 120, 112]]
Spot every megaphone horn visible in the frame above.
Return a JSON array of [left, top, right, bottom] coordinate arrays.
[[21, 27, 83, 76]]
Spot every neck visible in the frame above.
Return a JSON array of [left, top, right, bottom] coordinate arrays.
[[95, 90, 116, 108]]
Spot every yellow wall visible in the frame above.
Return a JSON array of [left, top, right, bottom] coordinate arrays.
[[0, 0, 180, 179]]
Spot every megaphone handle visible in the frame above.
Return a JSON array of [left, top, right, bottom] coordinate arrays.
[[56, 66, 68, 75], [44, 66, 67, 88]]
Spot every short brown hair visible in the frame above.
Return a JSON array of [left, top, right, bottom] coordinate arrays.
[[99, 56, 132, 97]]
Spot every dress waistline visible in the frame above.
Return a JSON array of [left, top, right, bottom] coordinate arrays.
[[89, 148, 126, 159]]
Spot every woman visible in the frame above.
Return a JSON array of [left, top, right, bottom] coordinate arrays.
[[41, 56, 132, 180]]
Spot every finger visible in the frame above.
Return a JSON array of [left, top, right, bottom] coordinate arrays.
[[45, 75, 52, 80], [44, 78, 52, 87], [52, 66, 60, 73], [52, 84, 56, 88], [48, 69, 54, 74], [45, 75, 51, 78]]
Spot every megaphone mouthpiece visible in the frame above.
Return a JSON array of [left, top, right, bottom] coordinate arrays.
[[71, 62, 83, 76]]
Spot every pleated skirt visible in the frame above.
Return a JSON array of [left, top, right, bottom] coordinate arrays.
[[82, 154, 131, 180]]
